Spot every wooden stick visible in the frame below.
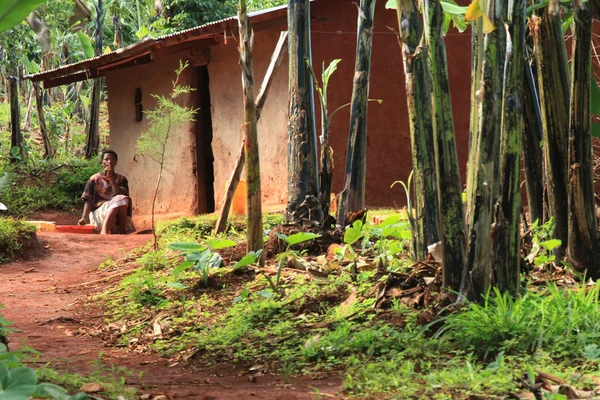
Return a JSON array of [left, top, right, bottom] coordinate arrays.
[[214, 31, 288, 234]]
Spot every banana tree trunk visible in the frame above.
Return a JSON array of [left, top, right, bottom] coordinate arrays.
[[85, 0, 104, 159], [337, 0, 376, 227], [465, 0, 506, 298], [397, 0, 440, 260], [422, 0, 466, 292], [33, 82, 54, 159], [568, 0, 599, 278], [239, 0, 263, 256], [9, 77, 24, 163], [465, 20, 484, 227], [522, 53, 544, 226], [286, 0, 322, 223], [532, 0, 570, 247], [493, 0, 525, 296]]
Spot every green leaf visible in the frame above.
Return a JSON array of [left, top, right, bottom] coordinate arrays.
[[0, 0, 46, 33], [76, 31, 94, 59], [440, 1, 468, 14], [166, 282, 186, 290], [593, 123, 600, 139], [168, 242, 205, 252], [233, 250, 262, 269], [322, 59, 341, 93], [173, 260, 194, 275], [539, 239, 561, 251], [259, 289, 274, 298], [344, 220, 364, 245], [207, 238, 236, 250], [384, 0, 396, 9], [135, 25, 149, 39], [207, 253, 223, 269], [277, 232, 321, 246], [33, 383, 70, 400], [20, 57, 40, 75]]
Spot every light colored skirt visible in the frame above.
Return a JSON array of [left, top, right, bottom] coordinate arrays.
[[89, 195, 135, 233]]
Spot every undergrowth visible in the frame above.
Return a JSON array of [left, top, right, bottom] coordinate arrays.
[[0, 158, 102, 217], [0, 217, 37, 261], [92, 211, 600, 399]]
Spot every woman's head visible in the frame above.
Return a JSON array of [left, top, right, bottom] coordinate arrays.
[[101, 149, 118, 171]]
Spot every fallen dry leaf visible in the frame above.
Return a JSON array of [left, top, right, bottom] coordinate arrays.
[[79, 382, 102, 393]]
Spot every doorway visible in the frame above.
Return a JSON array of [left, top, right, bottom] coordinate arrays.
[[195, 66, 215, 213]]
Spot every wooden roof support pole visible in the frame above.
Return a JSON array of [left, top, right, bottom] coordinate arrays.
[[214, 30, 288, 234]]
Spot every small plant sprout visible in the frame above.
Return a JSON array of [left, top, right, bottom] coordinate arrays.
[[264, 232, 321, 295], [168, 238, 237, 287]]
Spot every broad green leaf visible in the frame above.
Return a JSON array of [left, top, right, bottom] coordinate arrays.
[[20, 57, 40, 75], [278, 232, 321, 246], [377, 214, 402, 227], [384, 0, 396, 9], [0, 362, 8, 389], [135, 25, 149, 39], [0, 0, 46, 32], [539, 239, 561, 251], [166, 282, 186, 290], [33, 383, 70, 400], [322, 59, 341, 93], [187, 249, 211, 263], [207, 238, 236, 250], [168, 242, 205, 252], [233, 250, 262, 269], [259, 289, 274, 298], [173, 260, 194, 275], [77, 31, 94, 59], [344, 220, 363, 245], [207, 253, 223, 269], [440, 1, 468, 14], [6, 368, 37, 388], [593, 123, 600, 139]]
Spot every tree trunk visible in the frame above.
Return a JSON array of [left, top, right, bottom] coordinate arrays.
[[465, 19, 484, 227], [113, 15, 124, 48], [85, 0, 104, 159], [23, 86, 34, 131], [9, 77, 24, 163], [286, 0, 321, 223], [33, 82, 54, 159], [422, 0, 466, 292], [465, 0, 506, 298], [493, 0, 526, 296], [238, 0, 263, 256], [568, 0, 599, 278], [522, 54, 545, 226], [532, 0, 570, 247], [215, 31, 287, 235], [397, 0, 440, 260], [337, 0, 376, 227]]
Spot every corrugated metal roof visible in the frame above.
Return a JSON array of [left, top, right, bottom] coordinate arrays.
[[25, 3, 291, 83]]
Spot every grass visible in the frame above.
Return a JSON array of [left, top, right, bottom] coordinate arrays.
[[0, 158, 102, 217], [88, 210, 600, 399], [0, 217, 37, 261]]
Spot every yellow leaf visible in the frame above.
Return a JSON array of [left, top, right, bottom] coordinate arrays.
[[103, 46, 112, 54], [465, 0, 483, 21], [482, 14, 496, 33]]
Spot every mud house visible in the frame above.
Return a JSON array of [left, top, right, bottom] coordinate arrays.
[[27, 0, 472, 228]]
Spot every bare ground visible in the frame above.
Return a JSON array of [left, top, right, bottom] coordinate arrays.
[[0, 232, 342, 399]]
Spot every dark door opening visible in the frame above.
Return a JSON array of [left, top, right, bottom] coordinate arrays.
[[195, 66, 215, 213]]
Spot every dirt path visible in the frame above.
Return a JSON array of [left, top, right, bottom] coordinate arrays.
[[0, 232, 341, 399]]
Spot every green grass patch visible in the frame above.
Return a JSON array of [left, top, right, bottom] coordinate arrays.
[[0, 217, 37, 261], [0, 158, 102, 217]]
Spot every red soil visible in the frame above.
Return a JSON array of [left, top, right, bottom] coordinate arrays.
[[0, 232, 341, 399]]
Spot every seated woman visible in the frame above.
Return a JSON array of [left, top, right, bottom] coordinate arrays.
[[78, 149, 134, 234]]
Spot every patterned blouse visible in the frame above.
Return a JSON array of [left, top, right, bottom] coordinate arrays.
[[82, 172, 129, 210]]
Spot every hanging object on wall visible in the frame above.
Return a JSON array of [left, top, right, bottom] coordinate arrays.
[[134, 88, 143, 121]]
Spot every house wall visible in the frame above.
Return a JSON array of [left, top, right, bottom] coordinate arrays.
[[104, 0, 473, 227], [207, 0, 472, 211], [104, 56, 198, 228]]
